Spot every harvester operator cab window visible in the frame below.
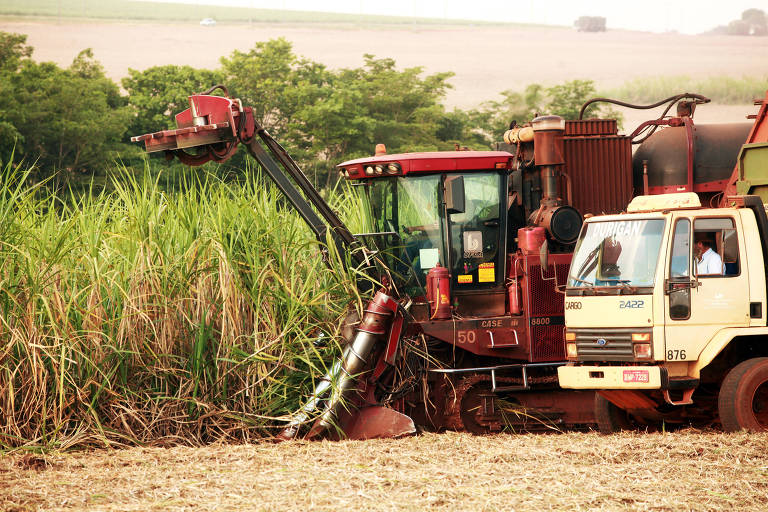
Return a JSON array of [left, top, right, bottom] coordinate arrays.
[[364, 175, 445, 296], [447, 172, 504, 289], [693, 217, 738, 277]]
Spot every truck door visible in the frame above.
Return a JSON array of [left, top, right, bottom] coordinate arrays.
[[664, 214, 749, 363]]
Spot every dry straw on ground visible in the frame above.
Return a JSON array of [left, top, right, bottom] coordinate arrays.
[[2, 430, 768, 511]]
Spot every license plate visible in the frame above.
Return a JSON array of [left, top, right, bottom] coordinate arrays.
[[623, 370, 649, 383]]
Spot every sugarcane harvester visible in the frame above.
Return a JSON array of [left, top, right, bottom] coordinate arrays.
[[132, 85, 753, 439]]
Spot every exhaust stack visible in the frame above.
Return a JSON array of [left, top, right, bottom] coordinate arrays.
[[528, 115, 582, 244]]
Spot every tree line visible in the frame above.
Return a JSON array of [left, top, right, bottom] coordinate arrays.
[[0, 31, 611, 190]]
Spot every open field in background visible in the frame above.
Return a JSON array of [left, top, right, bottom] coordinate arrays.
[[1, 18, 767, 120], [3, 431, 768, 511], [0, 0, 513, 27]]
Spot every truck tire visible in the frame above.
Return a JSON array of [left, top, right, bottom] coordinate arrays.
[[718, 357, 768, 432], [594, 393, 632, 434]]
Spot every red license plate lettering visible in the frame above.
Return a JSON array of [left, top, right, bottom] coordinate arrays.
[[623, 370, 649, 383]]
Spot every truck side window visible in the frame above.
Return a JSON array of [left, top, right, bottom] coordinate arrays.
[[670, 219, 690, 279], [693, 218, 738, 277], [669, 219, 691, 320]]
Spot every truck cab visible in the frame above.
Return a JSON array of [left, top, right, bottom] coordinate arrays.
[[558, 192, 768, 431]]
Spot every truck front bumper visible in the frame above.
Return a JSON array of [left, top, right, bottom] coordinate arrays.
[[558, 365, 663, 390]]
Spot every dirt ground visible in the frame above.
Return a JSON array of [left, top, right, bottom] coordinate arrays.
[[2, 18, 767, 116], [3, 430, 768, 511]]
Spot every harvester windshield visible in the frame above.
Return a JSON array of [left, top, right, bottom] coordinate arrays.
[[359, 171, 505, 296], [362, 174, 445, 294], [567, 218, 665, 293]]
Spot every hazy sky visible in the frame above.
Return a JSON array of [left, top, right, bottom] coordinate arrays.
[[182, 0, 768, 34]]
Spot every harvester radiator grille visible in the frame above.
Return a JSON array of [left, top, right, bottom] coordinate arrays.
[[528, 261, 568, 362], [564, 136, 632, 217], [564, 119, 617, 137], [531, 324, 566, 361], [529, 263, 569, 315]]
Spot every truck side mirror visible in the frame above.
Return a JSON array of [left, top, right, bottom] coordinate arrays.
[[445, 176, 465, 214]]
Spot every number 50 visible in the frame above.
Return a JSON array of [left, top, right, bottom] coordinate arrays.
[[457, 331, 476, 344]]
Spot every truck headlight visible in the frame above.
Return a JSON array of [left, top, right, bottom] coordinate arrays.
[[633, 342, 652, 359], [566, 342, 578, 359]]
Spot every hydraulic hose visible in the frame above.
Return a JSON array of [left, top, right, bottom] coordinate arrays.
[[578, 93, 711, 120]]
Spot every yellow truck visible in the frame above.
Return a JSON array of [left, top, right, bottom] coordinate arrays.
[[557, 192, 768, 432]]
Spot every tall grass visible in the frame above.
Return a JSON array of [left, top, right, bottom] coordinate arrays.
[[602, 75, 768, 105], [0, 161, 363, 450]]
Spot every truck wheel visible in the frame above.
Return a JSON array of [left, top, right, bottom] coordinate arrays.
[[718, 357, 768, 432], [594, 393, 632, 434]]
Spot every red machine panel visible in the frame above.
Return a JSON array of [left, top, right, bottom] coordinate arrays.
[[564, 136, 633, 216], [522, 253, 571, 362], [565, 119, 618, 137]]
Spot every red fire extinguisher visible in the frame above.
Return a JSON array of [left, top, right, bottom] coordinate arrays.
[[426, 263, 451, 320]]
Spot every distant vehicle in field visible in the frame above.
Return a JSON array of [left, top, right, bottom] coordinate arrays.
[[575, 16, 606, 32], [200, 18, 216, 27]]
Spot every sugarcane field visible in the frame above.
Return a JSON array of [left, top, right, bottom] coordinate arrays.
[[2, 1, 768, 510]]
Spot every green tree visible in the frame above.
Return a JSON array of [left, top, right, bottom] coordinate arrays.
[[727, 19, 751, 35], [217, 41, 455, 187], [0, 46, 132, 189], [466, 80, 620, 147], [219, 38, 328, 139], [0, 32, 32, 74], [0, 32, 33, 165], [292, 55, 454, 187], [463, 83, 544, 147], [742, 8, 767, 35], [283, 80, 373, 187], [343, 55, 454, 154], [546, 79, 601, 120]]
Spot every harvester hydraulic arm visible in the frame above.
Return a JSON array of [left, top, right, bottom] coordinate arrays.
[[132, 86, 412, 440], [131, 85, 371, 280]]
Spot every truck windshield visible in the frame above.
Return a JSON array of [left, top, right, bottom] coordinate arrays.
[[361, 175, 444, 294], [568, 219, 665, 292]]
